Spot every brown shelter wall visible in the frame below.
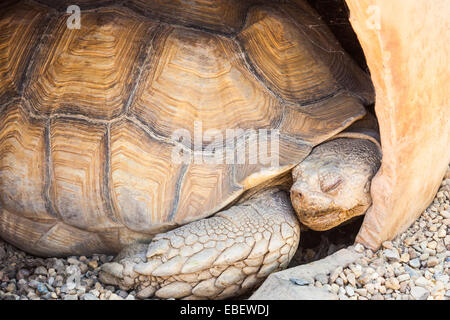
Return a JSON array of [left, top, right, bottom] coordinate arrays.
[[345, 0, 450, 249]]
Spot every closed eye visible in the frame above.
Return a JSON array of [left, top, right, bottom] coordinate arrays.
[[320, 177, 343, 193]]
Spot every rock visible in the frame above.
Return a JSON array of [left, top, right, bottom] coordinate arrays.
[[136, 286, 156, 299], [345, 286, 355, 297], [382, 241, 394, 249], [358, 273, 372, 285], [419, 253, 429, 261], [397, 274, 410, 282], [427, 241, 438, 250], [34, 266, 47, 276], [109, 293, 124, 300], [409, 258, 421, 269], [330, 266, 343, 283], [116, 290, 129, 298], [383, 249, 400, 262], [355, 288, 368, 297], [330, 284, 339, 294], [427, 257, 439, 267], [440, 210, 450, 219], [36, 283, 49, 295], [347, 273, 356, 287], [414, 277, 429, 287], [410, 286, 429, 300], [6, 283, 16, 293], [16, 269, 31, 280], [365, 283, 375, 295], [67, 257, 80, 265], [63, 294, 78, 300], [404, 237, 415, 246], [81, 293, 99, 300], [408, 248, 418, 259], [385, 278, 400, 290], [400, 253, 410, 263], [354, 244, 365, 253], [88, 260, 99, 269]]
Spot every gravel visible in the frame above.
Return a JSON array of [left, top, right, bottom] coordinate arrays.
[[0, 243, 136, 300], [311, 165, 450, 300], [0, 166, 448, 300]]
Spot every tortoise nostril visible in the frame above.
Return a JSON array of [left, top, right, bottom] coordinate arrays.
[[292, 191, 303, 200]]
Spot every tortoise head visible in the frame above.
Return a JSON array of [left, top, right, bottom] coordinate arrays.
[[290, 138, 381, 231]]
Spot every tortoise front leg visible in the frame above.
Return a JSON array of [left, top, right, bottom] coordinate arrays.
[[99, 188, 300, 299]]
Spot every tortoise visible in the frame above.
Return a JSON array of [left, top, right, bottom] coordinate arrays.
[[0, 0, 382, 299]]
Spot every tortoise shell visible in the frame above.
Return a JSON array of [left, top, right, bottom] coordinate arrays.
[[0, 0, 373, 256]]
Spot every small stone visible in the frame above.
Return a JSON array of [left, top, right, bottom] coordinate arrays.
[[136, 286, 156, 299], [88, 260, 99, 269], [330, 267, 343, 283], [347, 273, 356, 287], [382, 241, 394, 249], [34, 266, 47, 276], [397, 274, 410, 282], [437, 228, 446, 238], [328, 284, 339, 295], [37, 283, 49, 295], [16, 269, 31, 280], [116, 290, 129, 299], [345, 286, 355, 297], [415, 276, 429, 287], [335, 277, 344, 286], [410, 286, 429, 300], [409, 258, 421, 269], [63, 294, 78, 300], [81, 293, 99, 300], [6, 283, 16, 293], [109, 293, 124, 300], [383, 249, 400, 261], [358, 273, 372, 285], [385, 278, 400, 290], [427, 257, 439, 267], [404, 237, 415, 246], [440, 210, 450, 219], [419, 253, 429, 261], [400, 253, 410, 263], [427, 241, 438, 250], [365, 283, 375, 295], [339, 272, 348, 284], [355, 288, 367, 296], [354, 243, 365, 253], [67, 257, 80, 265]]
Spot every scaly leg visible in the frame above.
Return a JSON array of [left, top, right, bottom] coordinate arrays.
[[99, 188, 300, 299]]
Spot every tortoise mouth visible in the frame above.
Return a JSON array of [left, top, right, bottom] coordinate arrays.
[[294, 204, 369, 231]]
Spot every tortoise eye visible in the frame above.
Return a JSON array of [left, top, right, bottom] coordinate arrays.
[[320, 175, 343, 193]]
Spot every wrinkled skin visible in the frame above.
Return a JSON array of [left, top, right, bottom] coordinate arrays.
[[100, 137, 381, 299], [291, 138, 382, 231]]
